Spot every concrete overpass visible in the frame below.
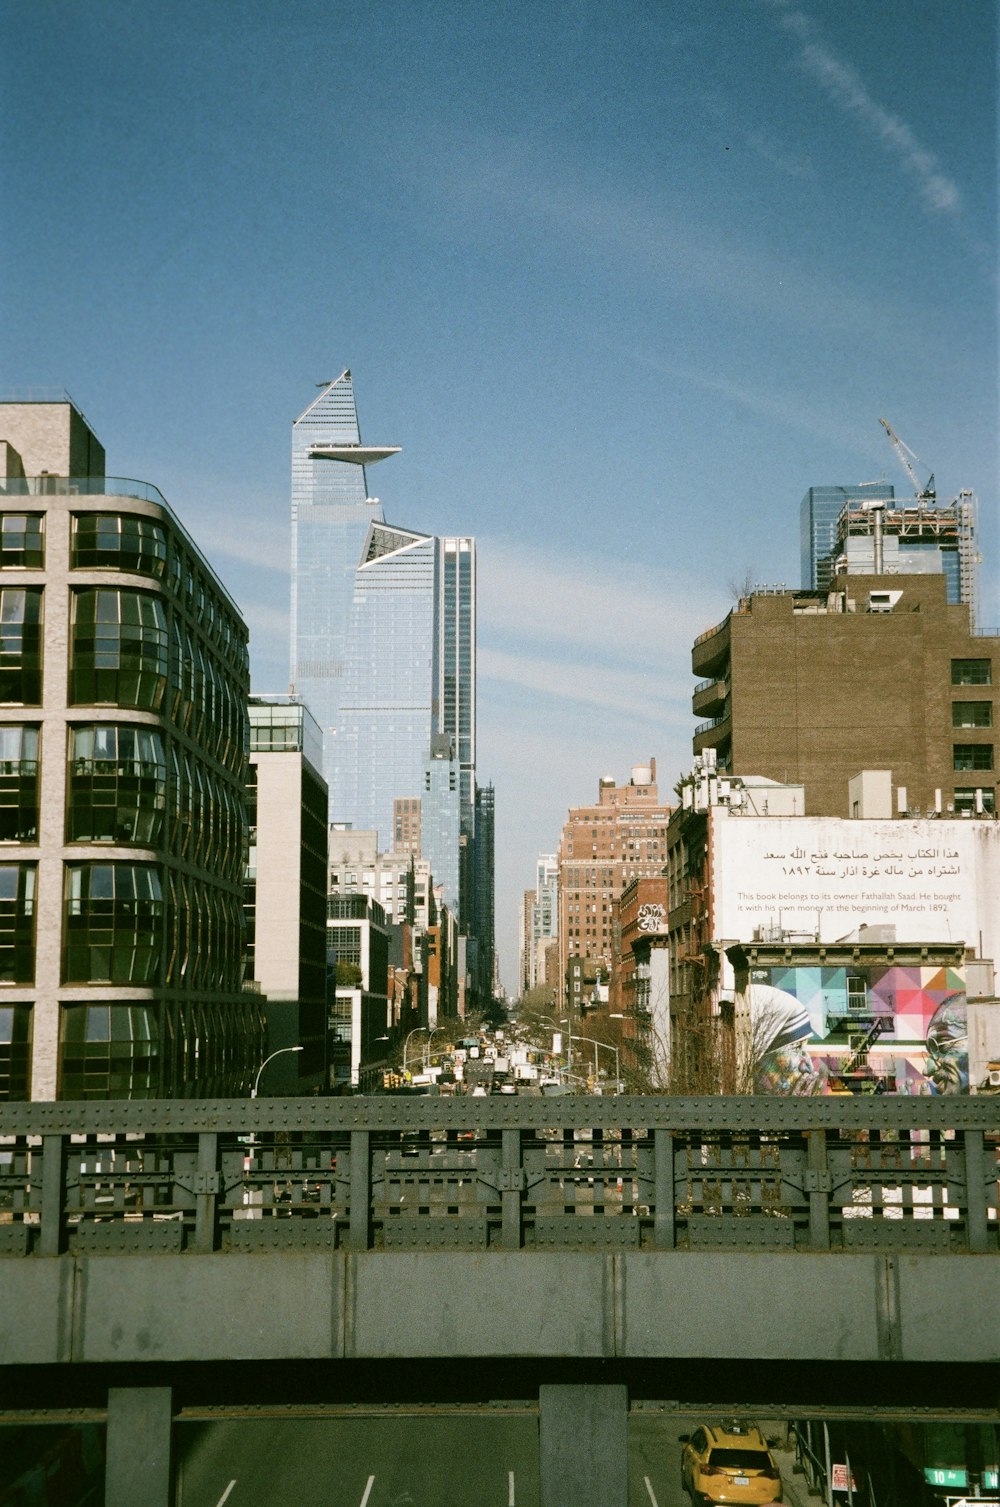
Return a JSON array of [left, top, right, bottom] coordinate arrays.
[[0, 1095, 997, 1505]]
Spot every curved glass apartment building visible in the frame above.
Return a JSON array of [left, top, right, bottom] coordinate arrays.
[[0, 395, 261, 1100]]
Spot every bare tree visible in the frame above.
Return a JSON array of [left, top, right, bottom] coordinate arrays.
[[726, 566, 757, 605]]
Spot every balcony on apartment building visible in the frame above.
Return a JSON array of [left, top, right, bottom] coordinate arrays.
[[691, 612, 731, 680], [692, 710, 732, 760], [692, 674, 729, 719]]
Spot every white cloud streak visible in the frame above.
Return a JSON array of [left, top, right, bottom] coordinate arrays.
[[425, 132, 905, 349], [479, 645, 691, 724], [636, 354, 870, 456], [245, 603, 289, 640], [194, 518, 291, 574], [477, 538, 724, 654], [476, 536, 723, 722], [767, 1, 962, 216]]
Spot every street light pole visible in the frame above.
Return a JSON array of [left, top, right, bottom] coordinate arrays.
[[402, 1028, 429, 1077], [422, 1025, 449, 1070], [251, 1045, 304, 1098], [533, 1013, 576, 1087], [572, 1034, 621, 1094]]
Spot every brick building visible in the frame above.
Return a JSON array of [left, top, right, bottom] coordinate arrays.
[[612, 875, 670, 1086], [557, 760, 671, 1015], [692, 572, 998, 818]]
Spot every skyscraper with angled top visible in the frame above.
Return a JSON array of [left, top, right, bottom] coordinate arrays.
[[289, 370, 400, 798], [290, 377, 482, 961]]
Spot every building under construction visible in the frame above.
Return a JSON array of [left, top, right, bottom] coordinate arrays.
[[830, 488, 979, 627]]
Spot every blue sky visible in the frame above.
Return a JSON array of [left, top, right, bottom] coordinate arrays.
[[3, 1, 996, 991]]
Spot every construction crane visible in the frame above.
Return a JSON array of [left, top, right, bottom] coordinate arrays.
[[879, 417, 936, 505]]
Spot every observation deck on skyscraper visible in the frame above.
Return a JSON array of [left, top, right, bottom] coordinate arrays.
[[307, 443, 401, 464]]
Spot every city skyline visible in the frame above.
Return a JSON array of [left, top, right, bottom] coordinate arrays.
[[4, 2, 995, 989]]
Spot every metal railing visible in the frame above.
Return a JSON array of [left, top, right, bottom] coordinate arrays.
[[790, 1420, 877, 1507], [0, 475, 168, 506], [0, 1096, 996, 1257], [692, 614, 731, 648]]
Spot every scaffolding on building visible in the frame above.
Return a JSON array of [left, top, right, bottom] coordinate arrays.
[[831, 490, 979, 628]]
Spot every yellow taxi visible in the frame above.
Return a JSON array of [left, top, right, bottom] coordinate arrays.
[[680, 1420, 783, 1505]]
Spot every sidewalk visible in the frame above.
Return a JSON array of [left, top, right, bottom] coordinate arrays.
[[767, 1426, 825, 1507]]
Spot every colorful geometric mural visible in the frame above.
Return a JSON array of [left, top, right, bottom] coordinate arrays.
[[748, 963, 968, 1096]]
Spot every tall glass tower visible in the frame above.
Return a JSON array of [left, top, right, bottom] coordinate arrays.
[[290, 371, 399, 796], [331, 525, 477, 862], [438, 536, 476, 841], [331, 523, 437, 841]]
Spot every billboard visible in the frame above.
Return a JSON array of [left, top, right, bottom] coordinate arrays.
[[712, 813, 1000, 961]]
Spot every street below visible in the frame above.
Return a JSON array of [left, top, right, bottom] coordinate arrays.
[[175, 1409, 800, 1506]]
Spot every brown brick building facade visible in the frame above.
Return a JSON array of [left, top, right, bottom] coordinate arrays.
[[692, 573, 998, 818], [612, 875, 670, 1085], [557, 761, 671, 1014]]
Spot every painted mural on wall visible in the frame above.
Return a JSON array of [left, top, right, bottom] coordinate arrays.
[[748, 964, 968, 1096]]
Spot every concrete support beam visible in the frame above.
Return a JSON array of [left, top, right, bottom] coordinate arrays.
[[539, 1383, 628, 1507], [105, 1387, 173, 1507]]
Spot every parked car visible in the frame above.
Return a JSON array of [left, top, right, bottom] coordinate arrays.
[[680, 1421, 782, 1505]]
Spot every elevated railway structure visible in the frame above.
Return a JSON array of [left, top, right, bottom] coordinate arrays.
[[0, 1094, 997, 1505]]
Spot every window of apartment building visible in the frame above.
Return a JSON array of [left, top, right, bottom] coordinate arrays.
[[72, 514, 167, 578], [243, 870, 256, 975], [0, 726, 39, 842], [67, 724, 168, 845], [70, 589, 168, 711], [0, 1003, 31, 1100], [0, 588, 43, 704], [0, 864, 35, 983], [327, 925, 362, 968], [0, 514, 44, 570], [63, 863, 164, 984], [954, 787, 996, 814], [952, 702, 993, 728], [846, 974, 867, 1011], [59, 1001, 159, 1099], [954, 744, 994, 771], [952, 659, 992, 686]]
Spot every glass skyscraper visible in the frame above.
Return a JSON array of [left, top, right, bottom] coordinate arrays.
[[421, 735, 461, 913], [330, 525, 477, 858], [330, 523, 437, 841], [290, 371, 399, 797], [439, 536, 476, 841], [290, 374, 478, 927]]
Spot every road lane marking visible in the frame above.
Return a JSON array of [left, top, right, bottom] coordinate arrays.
[[643, 1477, 659, 1507], [359, 1475, 376, 1507], [508, 1468, 515, 1505], [215, 1484, 237, 1507]]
